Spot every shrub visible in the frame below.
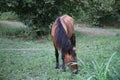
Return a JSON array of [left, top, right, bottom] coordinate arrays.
[[0, 0, 120, 36], [0, 12, 19, 21]]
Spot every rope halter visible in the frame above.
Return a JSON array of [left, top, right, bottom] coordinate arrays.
[[66, 61, 77, 66]]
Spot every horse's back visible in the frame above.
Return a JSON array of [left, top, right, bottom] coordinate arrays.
[[51, 15, 74, 38], [61, 15, 74, 38]]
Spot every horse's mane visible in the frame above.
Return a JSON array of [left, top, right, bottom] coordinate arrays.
[[55, 17, 76, 56]]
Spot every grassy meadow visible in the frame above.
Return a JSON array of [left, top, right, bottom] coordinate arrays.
[[0, 29, 120, 80]]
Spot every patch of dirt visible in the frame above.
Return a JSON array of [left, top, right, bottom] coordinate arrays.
[[0, 21, 26, 28], [0, 21, 118, 36], [75, 27, 117, 36]]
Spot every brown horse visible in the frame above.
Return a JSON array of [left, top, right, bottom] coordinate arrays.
[[51, 15, 78, 74]]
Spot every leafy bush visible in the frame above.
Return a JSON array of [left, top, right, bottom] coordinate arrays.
[[17, 0, 82, 36], [0, 0, 82, 36], [77, 0, 120, 27], [0, 27, 26, 37], [0, 0, 120, 36], [0, 12, 19, 21]]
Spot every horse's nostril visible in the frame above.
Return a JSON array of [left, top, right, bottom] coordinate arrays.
[[72, 70, 78, 74], [75, 71, 78, 74]]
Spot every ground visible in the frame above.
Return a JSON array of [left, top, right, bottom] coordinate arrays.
[[75, 27, 117, 36], [0, 22, 120, 80]]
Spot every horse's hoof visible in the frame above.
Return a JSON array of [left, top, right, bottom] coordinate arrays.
[[72, 69, 78, 74], [72, 71, 78, 74], [62, 69, 66, 72], [55, 66, 59, 69]]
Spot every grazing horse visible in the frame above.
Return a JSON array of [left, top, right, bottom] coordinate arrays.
[[51, 15, 78, 74]]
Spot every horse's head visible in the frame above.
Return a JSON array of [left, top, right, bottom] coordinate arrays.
[[64, 49, 78, 74]]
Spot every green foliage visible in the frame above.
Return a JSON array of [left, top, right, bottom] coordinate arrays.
[[86, 52, 117, 80], [16, 0, 82, 36], [0, 0, 120, 36], [0, 26, 26, 37], [0, 0, 82, 36], [0, 12, 19, 21], [77, 0, 120, 27]]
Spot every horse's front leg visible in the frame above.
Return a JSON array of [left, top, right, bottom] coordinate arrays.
[[55, 48, 59, 69], [62, 54, 66, 72]]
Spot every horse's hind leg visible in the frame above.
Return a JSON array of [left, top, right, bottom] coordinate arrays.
[[55, 48, 59, 69], [70, 34, 76, 47]]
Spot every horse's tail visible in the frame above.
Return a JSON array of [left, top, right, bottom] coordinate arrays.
[[56, 17, 73, 54], [57, 18, 66, 35]]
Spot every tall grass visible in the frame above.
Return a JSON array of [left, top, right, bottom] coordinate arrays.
[[87, 52, 117, 80], [76, 33, 120, 80], [0, 21, 26, 37], [0, 27, 27, 37], [0, 27, 26, 37]]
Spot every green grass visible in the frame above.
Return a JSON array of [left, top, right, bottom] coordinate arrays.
[[0, 26, 26, 37], [0, 31, 120, 80]]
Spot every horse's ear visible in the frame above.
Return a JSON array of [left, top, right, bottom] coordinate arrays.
[[73, 47, 76, 51]]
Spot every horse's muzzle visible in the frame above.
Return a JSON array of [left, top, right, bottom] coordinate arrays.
[[72, 69, 78, 74]]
